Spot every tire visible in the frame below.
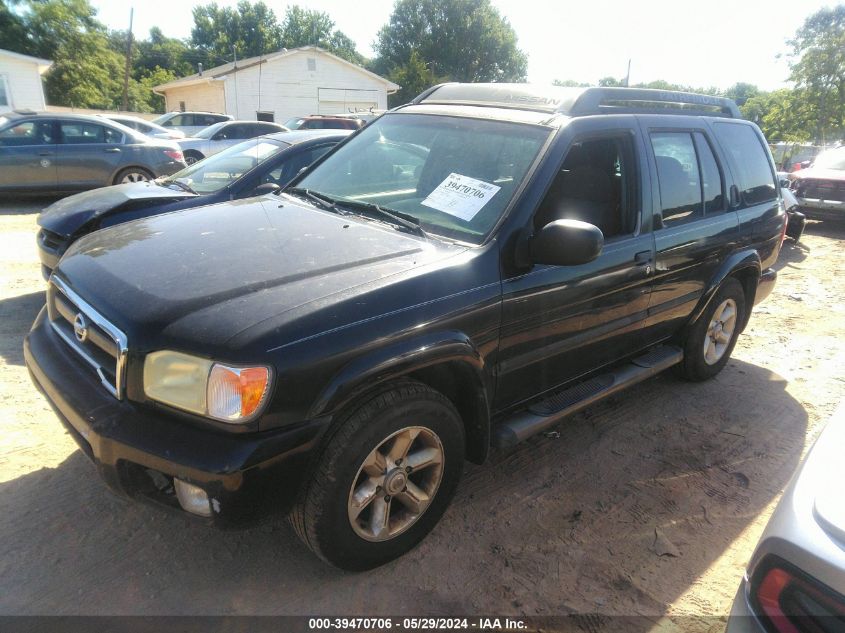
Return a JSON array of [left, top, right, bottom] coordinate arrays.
[[680, 277, 745, 382], [183, 151, 203, 165], [290, 380, 465, 571], [113, 167, 153, 185]]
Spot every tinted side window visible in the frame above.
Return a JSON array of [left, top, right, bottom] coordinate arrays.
[[0, 120, 54, 146], [651, 132, 702, 225], [535, 135, 637, 239], [694, 133, 725, 214], [60, 122, 120, 144], [263, 145, 334, 186], [713, 123, 776, 206]]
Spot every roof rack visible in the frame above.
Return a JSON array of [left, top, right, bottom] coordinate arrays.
[[412, 84, 742, 119]]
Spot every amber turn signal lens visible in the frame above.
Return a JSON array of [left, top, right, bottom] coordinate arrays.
[[207, 364, 270, 422]]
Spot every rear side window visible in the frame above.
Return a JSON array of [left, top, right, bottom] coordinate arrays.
[[60, 122, 123, 144], [651, 131, 726, 226], [713, 123, 776, 206], [651, 132, 702, 225]]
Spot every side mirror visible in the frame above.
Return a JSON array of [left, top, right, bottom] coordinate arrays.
[[529, 219, 603, 266], [252, 182, 280, 196], [212, 132, 227, 141], [779, 177, 790, 188]]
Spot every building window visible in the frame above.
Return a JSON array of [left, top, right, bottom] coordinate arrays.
[[0, 75, 11, 109], [179, 101, 186, 112], [256, 111, 275, 122], [307, 58, 316, 71]]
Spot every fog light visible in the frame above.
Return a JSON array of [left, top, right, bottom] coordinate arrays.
[[174, 479, 212, 517]]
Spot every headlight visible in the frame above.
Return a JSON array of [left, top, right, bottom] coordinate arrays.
[[143, 350, 271, 423]]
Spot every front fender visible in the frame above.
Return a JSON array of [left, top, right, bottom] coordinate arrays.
[[687, 249, 761, 331], [309, 330, 488, 419]]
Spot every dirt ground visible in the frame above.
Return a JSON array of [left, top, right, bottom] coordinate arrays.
[[0, 198, 843, 632]]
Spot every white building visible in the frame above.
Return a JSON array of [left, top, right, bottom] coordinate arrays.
[[0, 48, 52, 113], [154, 46, 399, 123]]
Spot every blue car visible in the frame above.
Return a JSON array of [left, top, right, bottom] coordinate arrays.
[[36, 129, 351, 279]]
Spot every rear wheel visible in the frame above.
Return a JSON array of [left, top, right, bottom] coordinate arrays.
[[183, 151, 203, 165], [114, 167, 153, 185], [680, 278, 745, 381], [291, 381, 465, 571]]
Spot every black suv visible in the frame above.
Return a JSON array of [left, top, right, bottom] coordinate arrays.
[[25, 85, 786, 570]]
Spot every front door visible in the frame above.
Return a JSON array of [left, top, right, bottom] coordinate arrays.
[[496, 119, 655, 411], [0, 118, 57, 191]]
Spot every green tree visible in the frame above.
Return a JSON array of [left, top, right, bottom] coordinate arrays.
[[373, 0, 527, 86], [278, 5, 365, 65], [191, 1, 283, 62], [134, 27, 194, 79], [21, 0, 126, 108], [0, 1, 30, 54], [787, 5, 845, 143], [387, 50, 439, 104]]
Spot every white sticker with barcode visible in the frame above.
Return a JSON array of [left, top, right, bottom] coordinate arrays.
[[421, 173, 501, 221]]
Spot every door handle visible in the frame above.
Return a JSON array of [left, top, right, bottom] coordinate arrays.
[[634, 250, 652, 264], [38, 151, 52, 156], [104, 147, 121, 153]]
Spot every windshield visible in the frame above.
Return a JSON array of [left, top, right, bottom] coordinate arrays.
[[192, 121, 228, 139], [284, 118, 305, 130], [163, 138, 287, 194], [151, 114, 170, 125], [813, 147, 845, 170], [295, 113, 550, 243]]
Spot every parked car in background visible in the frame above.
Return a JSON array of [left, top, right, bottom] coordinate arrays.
[[151, 111, 232, 136], [770, 142, 824, 172], [789, 146, 845, 220], [727, 404, 845, 633], [97, 114, 185, 140], [283, 115, 365, 130], [778, 172, 806, 241], [25, 85, 786, 571], [178, 120, 289, 164], [35, 129, 349, 279], [0, 111, 185, 195]]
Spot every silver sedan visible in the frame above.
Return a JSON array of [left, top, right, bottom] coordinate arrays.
[[178, 120, 288, 164], [727, 403, 845, 632]]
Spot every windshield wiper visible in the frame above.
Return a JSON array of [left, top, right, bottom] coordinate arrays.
[[166, 179, 197, 195], [287, 187, 351, 215], [338, 199, 429, 239]]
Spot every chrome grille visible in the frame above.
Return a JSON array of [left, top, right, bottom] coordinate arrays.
[[47, 277, 128, 399], [797, 179, 845, 202]]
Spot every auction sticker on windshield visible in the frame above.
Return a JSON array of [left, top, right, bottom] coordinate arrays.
[[421, 173, 500, 221]]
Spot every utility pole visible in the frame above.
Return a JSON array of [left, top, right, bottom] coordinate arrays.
[[122, 7, 134, 111], [233, 45, 239, 119], [623, 59, 631, 87]]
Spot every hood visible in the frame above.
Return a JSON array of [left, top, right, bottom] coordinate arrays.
[[793, 167, 845, 182], [178, 138, 209, 151], [55, 195, 465, 354], [38, 182, 196, 237]]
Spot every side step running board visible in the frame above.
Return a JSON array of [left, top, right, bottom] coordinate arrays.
[[493, 345, 683, 449]]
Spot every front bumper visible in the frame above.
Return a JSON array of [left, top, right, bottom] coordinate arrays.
[[24, 307, 329, 526], [795, 197, 844, 220]]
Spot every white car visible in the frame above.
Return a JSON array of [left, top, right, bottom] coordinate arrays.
[[177, 120, 288, 164], [727, 403, 845, 633], [98, 114, 185, 140], [151, 111, 232, 136]]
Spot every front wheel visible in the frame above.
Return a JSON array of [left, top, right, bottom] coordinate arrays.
[[680, 278, 745, 381], [291, 381, 465, 570]]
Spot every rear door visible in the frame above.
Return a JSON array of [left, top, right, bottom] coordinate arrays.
[[55, 120, 127, 189], [0, 118, 57, 191], [638, 118, 739, 341]]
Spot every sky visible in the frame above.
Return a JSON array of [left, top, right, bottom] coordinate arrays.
[[90, 0, 837, 91]]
